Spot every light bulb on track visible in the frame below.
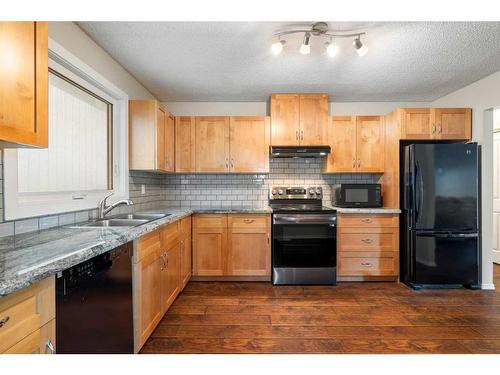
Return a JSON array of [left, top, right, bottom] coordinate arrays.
[[325, 41, 339, 57], [271, 40, 285, 55], [300, 33, 311, 55], [353, 36, 368, 56]]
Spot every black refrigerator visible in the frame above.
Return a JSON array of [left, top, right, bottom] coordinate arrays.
[[402, 143, 480, 289]]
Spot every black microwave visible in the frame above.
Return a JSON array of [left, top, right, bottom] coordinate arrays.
[[332, 184, 383, 208]]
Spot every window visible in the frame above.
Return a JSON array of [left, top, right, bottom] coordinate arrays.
[[3, 38, 129, 220], [17, 70, 113, 193]]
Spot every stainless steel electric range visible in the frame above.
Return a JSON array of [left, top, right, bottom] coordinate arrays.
[[269, 186, 337, 285]]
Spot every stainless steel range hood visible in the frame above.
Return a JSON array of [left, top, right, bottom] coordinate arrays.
[[270, 145, 331, 158]]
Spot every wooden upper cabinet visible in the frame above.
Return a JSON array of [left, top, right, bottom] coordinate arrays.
[[229, 116, 270, 173], [156, 107, 166, 171], [0, 22, 48, 148], [299, 94, 328, 145], [270, 93, 329, 146], [356, 116, 385, 173], [399, 108, 432, 139], [194, 116, 230, 172], [433, 108, 471, 140], [175, 116, 195, 172], [165, 113, 175, 171], [270, 94, 300, 145], [324, 116, 357, 173], [129, 100, 174, 172], [399, 108, 471, 140]]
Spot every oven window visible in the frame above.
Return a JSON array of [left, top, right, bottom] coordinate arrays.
[[273, 224, 336, 267], [345, 189, 368, 202]]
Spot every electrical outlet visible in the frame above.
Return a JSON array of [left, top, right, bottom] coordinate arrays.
[[141, 184, 146, 195]]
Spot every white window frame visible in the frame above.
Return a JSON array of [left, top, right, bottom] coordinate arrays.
[[3, 38, 129, 221]]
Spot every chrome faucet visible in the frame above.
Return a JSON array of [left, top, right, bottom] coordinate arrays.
[[97, 193, 133, 219]]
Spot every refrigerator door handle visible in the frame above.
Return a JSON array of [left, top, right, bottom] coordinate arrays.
[[415, 160, 423, 225], [415, 232, 479, 238]]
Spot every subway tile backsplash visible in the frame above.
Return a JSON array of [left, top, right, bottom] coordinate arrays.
[[0, 151, 380, 237]]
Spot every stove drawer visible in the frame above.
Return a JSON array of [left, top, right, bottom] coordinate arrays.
[[338, 251, 398, 276]]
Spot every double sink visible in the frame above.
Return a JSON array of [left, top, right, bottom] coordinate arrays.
[[71, 213, 171, 228]]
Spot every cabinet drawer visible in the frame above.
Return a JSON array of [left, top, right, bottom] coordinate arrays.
[[338, 214, 399, 228], [229, 214, 269, 230], [339, 228, 398, 252], [3, 328, 41, 354], [0, 296, 40, 353], [162, 221, 180, 249], [180, 216, 192, 237], [193, 214, 227, 229], [338, 252, 398, 276], [136, 230, 161, 263]]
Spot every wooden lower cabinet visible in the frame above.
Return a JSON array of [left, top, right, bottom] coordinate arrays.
[[180, 216, 192, 287], [193, 214, 271, 278], [337, 213, 399, 281], [0, 277, 55, 354], [134, 216, 191, 353]]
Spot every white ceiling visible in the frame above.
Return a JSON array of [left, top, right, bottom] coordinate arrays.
[[77, 22, 500, 102]]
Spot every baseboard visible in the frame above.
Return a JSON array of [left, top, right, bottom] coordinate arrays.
[[337, 276, 398, 282], [481, 283, 496, 290], [190, 276, 271, 282]]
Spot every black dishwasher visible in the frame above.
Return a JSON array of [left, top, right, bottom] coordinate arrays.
[[56, 242, 134, 353]]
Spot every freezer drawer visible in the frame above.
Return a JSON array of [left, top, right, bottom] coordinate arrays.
[[411, 232, 479, 287]]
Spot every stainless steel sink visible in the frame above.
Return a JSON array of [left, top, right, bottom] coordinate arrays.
[[111, 213, 170, 221], [77, 218, 149, 228], [69, 213, 170, 228]]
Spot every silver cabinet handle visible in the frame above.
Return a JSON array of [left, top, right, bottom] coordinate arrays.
[[45, 340, 56, 354], [243, 219, 255, 224], [437, 123, 442, 134], [225, 158, 229, 169], [361, 262, 373, 267], [361, 238, 373, 244], [352, 158, 356, 168], [165, 253, 169, 266], [300, 130, 304, 140], [357, 159, 361, 168], [295, 130, 299, 140], [160, 253, 165, 271], [267, 234, 270, 244], [432, 123, 436, 134], [361, 218, 372, 223], [0, 316, 10, 328], [231, 158, 234, 168]]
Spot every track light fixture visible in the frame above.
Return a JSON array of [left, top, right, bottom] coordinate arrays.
[[271, 22, 368, 58]]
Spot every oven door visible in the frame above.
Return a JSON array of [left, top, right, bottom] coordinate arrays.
[[272, 214, 336, 268]]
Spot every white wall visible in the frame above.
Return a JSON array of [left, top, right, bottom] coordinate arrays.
[[432, 70, 500, 289], [49, 22, 154, 100], [163, 101, 430, 116]]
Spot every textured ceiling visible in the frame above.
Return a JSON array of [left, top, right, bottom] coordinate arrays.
[[77, 22, 500, 102]]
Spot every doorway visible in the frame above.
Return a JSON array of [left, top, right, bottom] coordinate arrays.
[[493, 108, 500, 265]]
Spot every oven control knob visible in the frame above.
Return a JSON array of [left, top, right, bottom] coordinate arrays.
[[278, 189, 284, 195], [271, 189, 277, 195], [308, 188, 315, 196], [316, 188, 322, 195]]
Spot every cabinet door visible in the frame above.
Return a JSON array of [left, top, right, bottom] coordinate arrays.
[[194, 116, 230, 172], [356, 116, 385, 173], [229, 116, 270, 173], [433, 108, 471, 140], [324, 116, 357, 173], [192, 214, 227, 276], [399, 108, 432, 139], [135, 250, 162, 350], [156, 107, 167, 171], [299, 94, 328, 145], [227, 215, 271, 276], [270, 94, 300, 146], [0, 22, 48, 148], [161, 243, 180, 313], [175, 116, 195, 172], [164, 113, 175, 172]]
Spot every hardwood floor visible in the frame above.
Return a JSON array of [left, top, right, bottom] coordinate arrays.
[[141, 265, 500, 354]]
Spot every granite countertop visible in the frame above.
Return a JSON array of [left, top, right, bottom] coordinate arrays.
[[329, 206, 401, 214], [0, 206, 272, 298]]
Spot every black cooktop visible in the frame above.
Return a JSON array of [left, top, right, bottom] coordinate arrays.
[[270, 203, 337, 214]]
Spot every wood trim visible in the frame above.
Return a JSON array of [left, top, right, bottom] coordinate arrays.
[[34, 21, 48, 148], [190, 276, 271, 282]]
